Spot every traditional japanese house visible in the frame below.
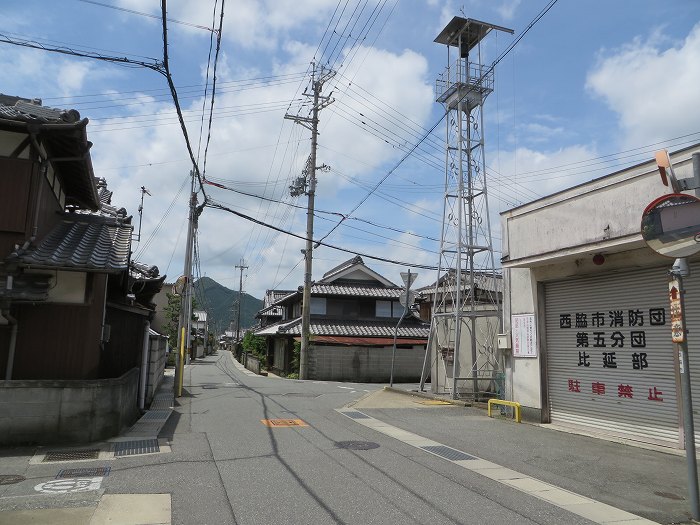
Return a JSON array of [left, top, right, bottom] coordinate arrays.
[[0, 95, 165, 444], [255, 256, 429, 381]]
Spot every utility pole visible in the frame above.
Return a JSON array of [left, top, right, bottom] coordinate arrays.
[[234, 260, 248, 344], [176, 170, 199, 395], [284, 62, 334, 379], [134, 185, 151, 243]]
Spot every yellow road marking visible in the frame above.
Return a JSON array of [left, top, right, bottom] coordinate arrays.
[[261, 419, 308, 427]]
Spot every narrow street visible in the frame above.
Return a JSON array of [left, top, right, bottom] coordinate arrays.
[[0, 351, 694, 524]]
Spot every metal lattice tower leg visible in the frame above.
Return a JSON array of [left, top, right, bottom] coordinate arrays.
[[421, 17, 512, 400]]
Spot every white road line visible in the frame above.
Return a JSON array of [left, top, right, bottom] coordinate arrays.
[[336, 408, 660, 525]]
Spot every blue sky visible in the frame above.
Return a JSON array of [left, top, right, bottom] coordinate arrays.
[[2, 0, 700, 302]]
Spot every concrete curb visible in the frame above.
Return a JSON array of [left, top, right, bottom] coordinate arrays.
[[382, 386, 473, 407]]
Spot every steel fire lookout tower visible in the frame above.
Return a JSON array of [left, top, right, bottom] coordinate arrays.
[[421, 17, 513, 399]]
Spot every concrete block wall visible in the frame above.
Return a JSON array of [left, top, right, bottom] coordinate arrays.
[[308, 345, 425, 382], [244, 353, 261, 375], [0, 368, 140, 445], [146, 335, 167, 405]]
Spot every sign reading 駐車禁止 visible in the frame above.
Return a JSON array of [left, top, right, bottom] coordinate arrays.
[[512, 314, 536, 357], [559, 306, 669, 403]]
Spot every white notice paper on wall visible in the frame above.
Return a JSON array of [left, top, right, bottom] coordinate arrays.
[[512, 314, 537, 357]]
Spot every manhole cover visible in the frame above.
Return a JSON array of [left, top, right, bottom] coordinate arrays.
[[43, 449, 100, 462], [0, 475, 25, 485], [56, 467, 110, 479], [334, 441, 380, 451]]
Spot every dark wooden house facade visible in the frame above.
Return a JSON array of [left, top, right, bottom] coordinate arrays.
[[0, 95, 165, 444]]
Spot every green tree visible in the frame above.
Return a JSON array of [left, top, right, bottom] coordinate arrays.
[[163, 292, 199, 345], [287, 340, 301, 379], [242, 332, 267, 363]]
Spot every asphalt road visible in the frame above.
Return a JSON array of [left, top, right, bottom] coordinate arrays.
[[1, 351, 693, 524]]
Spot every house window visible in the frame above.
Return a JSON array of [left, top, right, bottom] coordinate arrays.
[[376, 300, 392, 317], [310, 297, 326, 315], [376, 300, 403, 318]]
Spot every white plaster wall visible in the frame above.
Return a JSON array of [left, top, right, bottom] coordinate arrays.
[[505, 267, 542, 409], [500, 144, 700, 417], [503, 148, 699, 263]]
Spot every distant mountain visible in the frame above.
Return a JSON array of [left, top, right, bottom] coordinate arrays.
[[194, 276, 262, 335]]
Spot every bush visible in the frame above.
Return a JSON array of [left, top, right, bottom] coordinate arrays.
[[241, 332, 267, 365], [290, 341, 301, 376]]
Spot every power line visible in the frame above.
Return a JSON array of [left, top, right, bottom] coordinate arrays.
[[0, 32, 164, 73], [205, 200, 439, 270], [313, 0, 559, 245], [77, 0, 216, 32]]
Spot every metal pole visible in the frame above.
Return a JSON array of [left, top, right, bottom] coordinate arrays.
[[451, 43, 465, 399], [390, 269, 411, 388], [671, 260, 700, 520]]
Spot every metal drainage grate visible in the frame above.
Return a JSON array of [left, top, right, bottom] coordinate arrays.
[[56, 467, 111, 479], [150, 397, 173, 410], [113, 439, 160, 457], [0, 474, 25, 485], [334, 441, 379, 451], [421, 445, 476, 461], [128, 422, 163, 433], [43, 449, 100, 462], [343, 411, 370, 419], [140, 410, 171, 421]]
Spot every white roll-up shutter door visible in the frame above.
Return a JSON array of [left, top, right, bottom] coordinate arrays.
[[545, 265, 684, 448]]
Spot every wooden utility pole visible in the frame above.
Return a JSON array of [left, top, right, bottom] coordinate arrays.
[[284, 63, 334, 379]]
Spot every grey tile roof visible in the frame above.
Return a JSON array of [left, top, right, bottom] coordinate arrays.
[[0, 96, 100, 211], [257, 304, 284, 318], [322, 255, 364, 279], [277, 318, 430, 338], [131, 261, 160, 279], [14, 214, 132, 272], [418, 271, 503, 295], [311, 283, 403, 298], [0, 99, 81, 124]]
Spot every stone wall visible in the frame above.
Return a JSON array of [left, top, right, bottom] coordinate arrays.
[[308, 345, 425, 382], [0, 368, 140, 445]]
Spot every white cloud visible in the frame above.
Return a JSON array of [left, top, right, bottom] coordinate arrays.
[[586, 22, 700, 149], [0, 49, 100, 98], [83, 38, 435, 298], [496, 0, 521, 21]]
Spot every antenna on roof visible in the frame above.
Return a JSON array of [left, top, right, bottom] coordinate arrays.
[[134, 186, 151, 243]]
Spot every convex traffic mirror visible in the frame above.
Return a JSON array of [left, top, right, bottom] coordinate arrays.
[[641, 193, 700, 258]]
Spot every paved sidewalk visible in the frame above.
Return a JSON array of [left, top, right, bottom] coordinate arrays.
[[0, 369, 176, 525], [346, 387, 697, 525]]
